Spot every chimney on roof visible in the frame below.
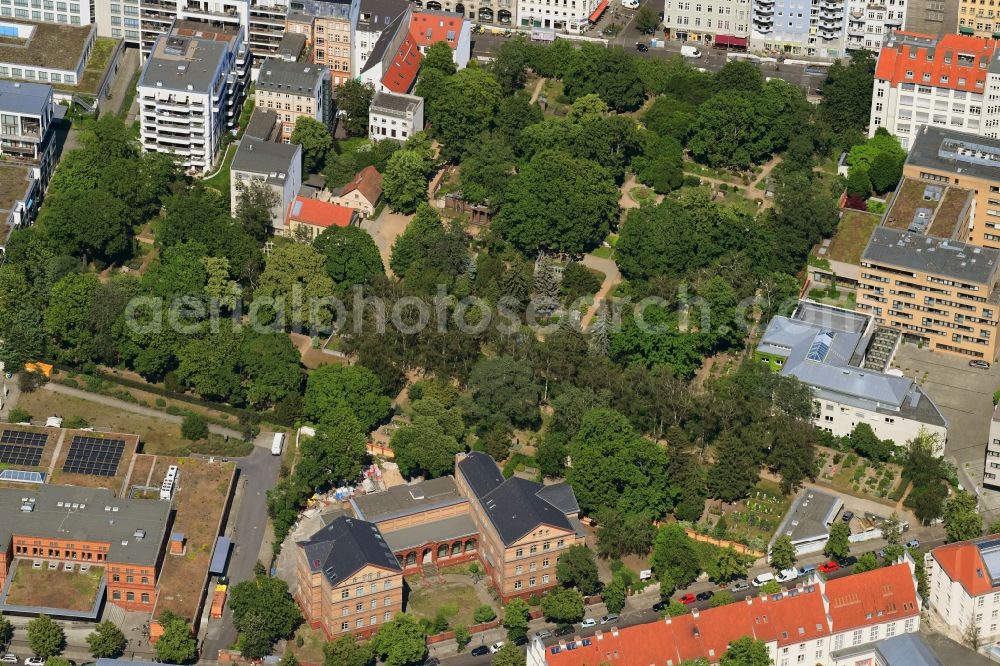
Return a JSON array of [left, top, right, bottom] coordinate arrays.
[[691, 609, 700, 619], [746, 596, 754, 605], [611, 627, 619, 637], [595, 630, 603, 641]]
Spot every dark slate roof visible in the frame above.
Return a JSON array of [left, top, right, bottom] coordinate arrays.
[[298, 515, 400, 586], [535, 483, 579, 515], [362, 9, 409, 74], [457, 452, 504, 499], [480, 477, 574, 546], [358, 0, 409, 32]]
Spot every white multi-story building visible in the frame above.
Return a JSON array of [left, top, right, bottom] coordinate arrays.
[[985, 403, 1000, 489], [750, 0, 847, 59], [354, 0, 409, 75], [928, 535, 1000, 644], [97, 0, 286, 58], [517, 0, 599, 34], [0, 0, 89, 25], [137, 20, 251, 172], [756, 300, 949, 450], [538, 561, 922, 666], [869, 31, 997, 148], [845, 0, 905, 52], [230, 137, 301, 233], [368, 90, 422, 141], [662, 0, 750, 46]]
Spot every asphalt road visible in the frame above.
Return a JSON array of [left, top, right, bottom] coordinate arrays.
[[201, 436, 283, 659], [469, 0, 828, 97]]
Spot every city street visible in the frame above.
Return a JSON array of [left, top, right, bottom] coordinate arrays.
[[469, 0, 830, 98]]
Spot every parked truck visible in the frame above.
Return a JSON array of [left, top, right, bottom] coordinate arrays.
[[210, 584, 227, 619], [271, 432, 285, 456]]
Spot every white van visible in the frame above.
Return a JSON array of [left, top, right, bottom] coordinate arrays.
[[775, 568, 799, 583], [681, 45, 702, 58], [271, 432, 285, 456], [751, 572, 775, 587]]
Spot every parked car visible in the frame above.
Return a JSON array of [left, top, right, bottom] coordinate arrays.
[[679, 593, 697, 604], [776, 568, 799, 583], [797, 565, 817, 577], [970, 360, 991, 369], [696, 590, 715, 602], [636, 42, 649, 52], [535, 629, 553, 639], [837, 556, 858, 567], [555, 625, 575, 637], [25, 658, 44, 666], [842, 510, 854, 523], [731, 580, 751, 593], [420, 659, 440, 666], [652, 600, 669, 612], [513, 636, 528, 646], [580, 618, 597, 628], [681, 45, 702, 58], [471, 646, 490, 657], [906, 539, 920, 549], [622, 0, 640, 8], [876, 549, 886, 558], [818, 561, 841, 573], [489, 642, 505, 654], [601, 614, 620, 625], [0, 655, 17, 665]]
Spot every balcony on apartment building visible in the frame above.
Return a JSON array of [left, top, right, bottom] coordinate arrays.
[[183, 1, 240, 18], [755, 5, 774, 15], [140, 0, 177, 9]]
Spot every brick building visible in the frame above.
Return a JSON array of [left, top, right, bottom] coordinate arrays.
[[455, 452, 585, 602], [0, 485, 171, 613], [295, 515, 403, 639]]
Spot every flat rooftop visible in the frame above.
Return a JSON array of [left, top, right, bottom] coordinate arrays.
[[140, 22, 238, 93], [814, 210, 880, 266], [908, 125, 1000, 184], [371, 90, 421, 116], [231, 137, 299, 185], [863, 226, 1000, 284], [256, 58, 326, 95], [883, 177, 972, 240], [350, 476, 467, 523], [0, 485, 171, 566], [0, 19, 93, 72], [0, 80, 49, 116], [772, 488, 842, 545]]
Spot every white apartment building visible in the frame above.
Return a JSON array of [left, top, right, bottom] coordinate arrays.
[[986, 402, 1000, 489], [750, 0, 847, 59], [354, 0, 408, 74], [928, 536, 1000, 644], [517, 0, 597, 33], [845, 0, 905, 52], [0, 0, 89, 25], [869, 31, 995, 148], [662, 0, 751, 45], [757, 300, 949, 451], [368, 90, 422, 141], [230, 137, 301, 233], [137, 21, 250, 172], [97, 0, 285, 58]]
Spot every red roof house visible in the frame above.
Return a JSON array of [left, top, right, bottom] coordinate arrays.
[[286, 196, 358, 238]]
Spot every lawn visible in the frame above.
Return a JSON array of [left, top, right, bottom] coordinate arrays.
[[406, 581, 492, 629], [0, 164, 31, 210], [883, 178, 938, 233], [336, 136, 370, 154], [202, 143, 236, 194], [817, 448, 901, 503], [286, 624, 327, 664], [682, 159, 736, 182], [708, 480, 791, 548], [818, 210, 880, 266], [5, 563, 104, 611], [78, 37, 117, 94]]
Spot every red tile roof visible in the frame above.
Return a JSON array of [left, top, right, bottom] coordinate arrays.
[[287, 196, 356, 229], [826, 562, 920, 632], [933, 537, 1000, 597], [875, 32, 998, 92], [342, 165, 383, 205], [382, 32, 422, 94], [546, 564, 919, 666], [409, 11, 464, 49], [546, 587, 828, 665]]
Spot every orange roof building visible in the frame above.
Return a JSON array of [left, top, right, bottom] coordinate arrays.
[[928, 535, 1000, 644], [541, 562, 921, 666], [331, 165, 383, 216], [286, 196, 358, 240], [869, 31, 1000, 149]]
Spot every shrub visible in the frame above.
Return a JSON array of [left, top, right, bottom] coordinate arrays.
[[7, 407, 31, 423], [155, 398, 167, 408], [181, 413, 209, 441], [683, 175, 701, 187], [473, 605, 497, 624]]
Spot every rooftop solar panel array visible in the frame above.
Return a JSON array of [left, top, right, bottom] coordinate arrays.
[[62, 436, 125, 477], [0, 429, 47, 467]]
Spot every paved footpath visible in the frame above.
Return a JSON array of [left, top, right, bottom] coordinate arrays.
[[41, 381, 244, 440]]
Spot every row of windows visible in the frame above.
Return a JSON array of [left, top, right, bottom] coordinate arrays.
[[338, 580, 393, 599], [0, 64, 75, 83], [512, 574, 551, 590], [111, 574, 150, 585], [339, 613, 391, 631], [512, 539, 563, 558], [339, 597, 394, 614], [1, 7, 79, 20], [111, 590, 151, 604]]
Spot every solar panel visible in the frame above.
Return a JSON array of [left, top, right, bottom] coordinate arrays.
[[0, 430, 47, 466], [62, 436, 125, 477]]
